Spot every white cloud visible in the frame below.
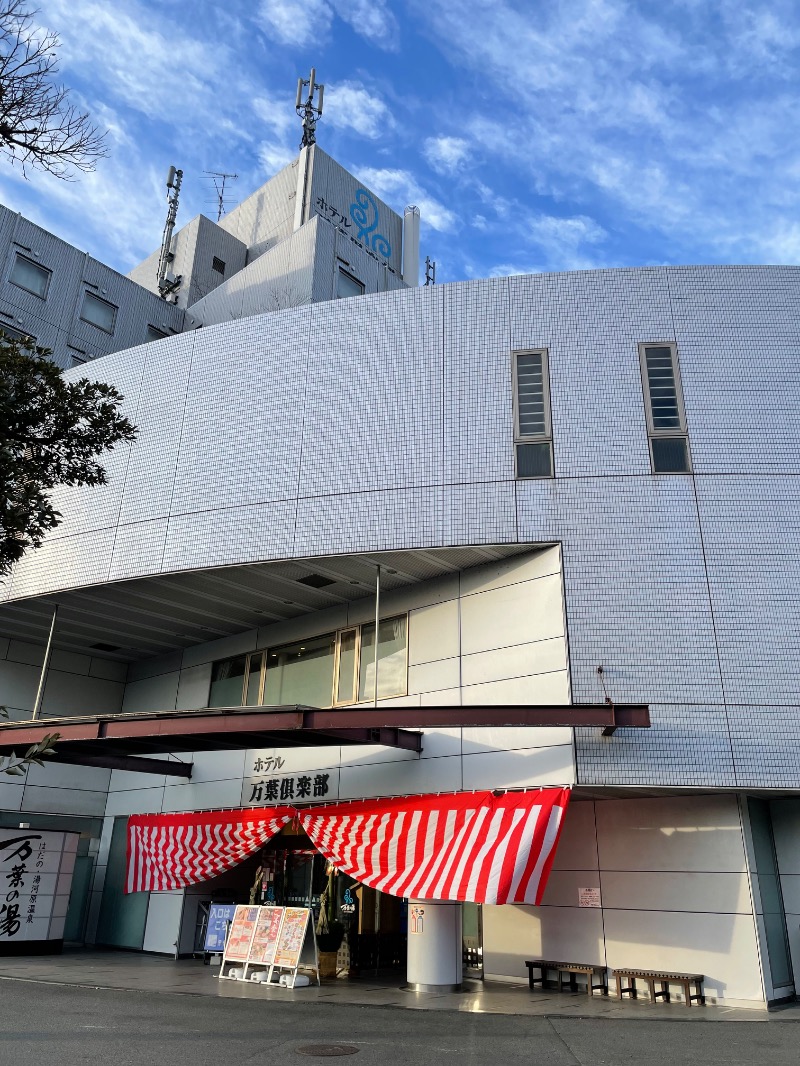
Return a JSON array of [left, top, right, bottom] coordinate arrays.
[[333, 0, 399, 49], [257, 0, 332, 47], [423, 136, 470, 174], [258, 0, 397, 49], [40, 0, 227, 123], [325, 81, 393, 140], [258, 142, 296, 175], [356, 167, 458, 232]]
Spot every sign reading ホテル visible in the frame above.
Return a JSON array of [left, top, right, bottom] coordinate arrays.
[[0, 830, 78, 950]]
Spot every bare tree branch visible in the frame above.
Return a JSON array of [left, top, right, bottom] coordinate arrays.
[[0, 0, 107, 179]]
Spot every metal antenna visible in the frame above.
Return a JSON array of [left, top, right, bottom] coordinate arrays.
[[157, 165, 183, 300], [203, 170, 238, 222], [295, 67, 324, 149], [424, 256, 436, 286]]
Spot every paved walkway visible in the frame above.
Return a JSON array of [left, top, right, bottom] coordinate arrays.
[[0, 948, 798, 1021]]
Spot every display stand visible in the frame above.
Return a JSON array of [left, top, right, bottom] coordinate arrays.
[[218, 904, 260, 980], [242, 906, 285, 983], [266, 906, 320, 989]]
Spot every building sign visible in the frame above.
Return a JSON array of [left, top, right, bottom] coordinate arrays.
[[241, 756, 340, 807], [0, 830, 78, 948], [315, 188, 395, 270], [410, 905, 425, 934], [578, 887, 601, 908]]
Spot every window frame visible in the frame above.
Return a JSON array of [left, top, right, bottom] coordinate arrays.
[[9, 252, 51, 300], [512, 348, 554, 479], [336, 267, 365, 299], [209, 615, 409, 710], [638, 341, 692, 474], [80, 290, 118, 335], [212, 256, 226, 276], [0, 322, 36, 344]]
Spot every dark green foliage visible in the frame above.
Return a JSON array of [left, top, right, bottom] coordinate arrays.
[[0, 335, 137, 576]]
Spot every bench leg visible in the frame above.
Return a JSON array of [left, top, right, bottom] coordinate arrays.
[[527, 967, 534, 991], [615, 975, 623, 999]]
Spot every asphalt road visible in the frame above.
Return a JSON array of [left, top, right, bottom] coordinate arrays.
[[0, 980, 798, 1066]]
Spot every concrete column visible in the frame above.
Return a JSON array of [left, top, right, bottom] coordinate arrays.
[[405, 900, 462, 992]]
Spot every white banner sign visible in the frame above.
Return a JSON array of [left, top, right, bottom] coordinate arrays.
[[0, 830, 78, 945], [578, 887, 601, 908]]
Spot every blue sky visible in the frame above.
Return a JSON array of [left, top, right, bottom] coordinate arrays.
[[1, 0, 799, 283]]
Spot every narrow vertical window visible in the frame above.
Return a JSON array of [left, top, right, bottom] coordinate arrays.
[[639, 343, 691, 473], [513, 349, 553, 478]]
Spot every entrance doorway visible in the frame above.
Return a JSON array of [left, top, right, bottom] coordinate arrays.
[[178, 826, 483, 982]]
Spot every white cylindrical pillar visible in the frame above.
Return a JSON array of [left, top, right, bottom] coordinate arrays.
[[405, 900, 462, 992], [402, 205, 420, 286]]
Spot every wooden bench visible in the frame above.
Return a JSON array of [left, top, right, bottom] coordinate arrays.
[[613, 968, 705, 1007], [525, 959, 608, 997]]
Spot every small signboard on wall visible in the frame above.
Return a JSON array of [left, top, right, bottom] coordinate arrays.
[[578, 887, 601, 908]]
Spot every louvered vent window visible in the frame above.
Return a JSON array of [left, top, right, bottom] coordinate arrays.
[[513, 350, 553, 478], [640, 343, 691, 473]]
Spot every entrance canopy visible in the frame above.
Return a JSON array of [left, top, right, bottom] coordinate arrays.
[[126, 788, 570, 906]]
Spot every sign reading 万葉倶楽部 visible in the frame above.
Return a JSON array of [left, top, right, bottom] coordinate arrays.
[[314, 188, 395, 271], [242, 770, 335, 807], [0, 830, 77, 948]]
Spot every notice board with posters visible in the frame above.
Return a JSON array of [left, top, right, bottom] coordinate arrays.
[[219, 905, 260, 977], [245, 906, 285, 971]]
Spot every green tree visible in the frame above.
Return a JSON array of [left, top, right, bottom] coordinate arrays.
[[0, 0, 106, 178], [0, 335, 137, 576]]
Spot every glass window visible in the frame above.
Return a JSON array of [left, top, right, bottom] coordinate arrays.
[[147, 325, 167, 342], [81, 291, 118, 333], [336, 628, 358, 704], [358, 616, 408, 702], [263, 633, 336, 707], [336, 268, 364, 299], [245, 652, 264, 705], [212, 257, 226, 275], [513, 349, 553, 478], [639, 343, 691, 473], [9, 254, 51, 298], [209, 654, 246, 706], [0, 323, 35, 343]]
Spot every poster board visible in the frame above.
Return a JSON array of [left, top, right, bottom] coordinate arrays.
[[273, 906, 310, 968], [204, 903, 237, 953], [219, 905, 259, 979], [243, 906, 285, 975]]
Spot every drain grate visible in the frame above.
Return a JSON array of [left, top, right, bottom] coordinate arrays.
[[295, 1046, 360, 1058]]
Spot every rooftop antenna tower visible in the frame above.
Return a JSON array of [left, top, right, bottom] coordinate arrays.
[[157, 165, 183, 300], [203, 170, 238, 222], [296, 68, 324, 149]]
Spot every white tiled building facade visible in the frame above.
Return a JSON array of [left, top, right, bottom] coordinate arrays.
[[1, 147, 799, 1008]]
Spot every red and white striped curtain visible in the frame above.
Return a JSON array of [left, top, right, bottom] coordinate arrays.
[[126, 807, 294, 893], [302, 789, 569, 905], [126, 789, 570, 905]]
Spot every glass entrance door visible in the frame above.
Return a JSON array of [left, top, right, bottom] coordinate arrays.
[[462, 901, 483, 979]]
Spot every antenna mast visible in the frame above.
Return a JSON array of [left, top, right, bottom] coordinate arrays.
[[296, 68, 324, 149], [157, 165, 183, 300], [424, 256, 437, 286], [204, 170, 238, 222]]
